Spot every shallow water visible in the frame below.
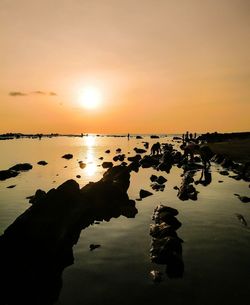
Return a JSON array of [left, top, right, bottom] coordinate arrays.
[[0, 135, 250, 305]]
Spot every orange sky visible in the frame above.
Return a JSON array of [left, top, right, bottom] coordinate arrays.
[[0, 0, 249, 134]]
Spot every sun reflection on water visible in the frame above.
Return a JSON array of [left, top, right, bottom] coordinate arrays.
[[84, 136, 97, 176]]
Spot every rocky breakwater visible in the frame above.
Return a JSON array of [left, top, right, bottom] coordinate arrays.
[[149, 205, 184, 280], [0, 165, 137, 305]]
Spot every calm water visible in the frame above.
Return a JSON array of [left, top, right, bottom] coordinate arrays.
[[0, 135, 250, 305]]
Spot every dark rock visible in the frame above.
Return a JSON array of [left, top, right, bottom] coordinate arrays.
[[219, 170, 229, 176], [151, 183, 165, 191], [136, 135, 143, 139], [139, 189, 153, 199], [0, 169, 19, 181], [234, 194, 250, 203], [7, 185, 16, 188], [177, 171, 198, 201], [173, 186, 179, 190], [127, 154, 141, 162], [150, 174, 158, 182], [157, 176, 167, 185], [134, 147, 147, 154], [151, 135, 160, 139], [102, 162, 113, 169], [62, 154, 73, 160], [105, 150, 110, 153], [116, 148, 122, 153], [37, 161, 48, 166], [0, 165, 137, 304], [9, 163, 33, 171], [76, 175, 81, 178], [89, 244, 101, 251]]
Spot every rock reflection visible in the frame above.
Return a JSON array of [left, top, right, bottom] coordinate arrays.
[[0, 165, 137, 305]]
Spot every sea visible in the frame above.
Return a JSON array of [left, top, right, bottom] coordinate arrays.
[[0, 134, 250, 305]]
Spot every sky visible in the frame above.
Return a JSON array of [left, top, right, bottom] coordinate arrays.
[[0, 0, 250, 134]]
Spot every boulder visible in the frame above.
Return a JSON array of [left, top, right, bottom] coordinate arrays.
[[37, 161, 48, 166]]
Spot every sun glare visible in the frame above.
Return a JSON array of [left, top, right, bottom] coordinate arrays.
[[79, 86, 102, 109]]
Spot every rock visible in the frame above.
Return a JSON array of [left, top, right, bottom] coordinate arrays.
[[7, 185, 16, 188], [76, 175, 81, 178], [9, 163, 33, 171], [234, 194, 250, 203], [150, 175, 158, 182], [136, 135, 143, 139], [149, 270, 162, 282], [157, 176, 167, 185], [219, 170, 229, 176], [89, 244, 101, 251], [0, 165, 137, 304], [177, 171, 198, 201], [79, 161, 86, 169], [127, 155, 141, 162], [0, 169, 19, 181], [62, 154, 73, 160], [218, 180, 223, 183], [105, 150, 110, 153], [37, 161, 48, 166], [150, 135, 159, 139], [151, 183, 165, 191], [173, 186, 179, 190], [134, 147, 147, 154], [116, 148, 122, 153], [139, 189, 153, 199], [102, 162, 113, 169]]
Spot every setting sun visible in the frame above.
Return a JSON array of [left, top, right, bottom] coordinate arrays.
[[79, 86, 102, 109]]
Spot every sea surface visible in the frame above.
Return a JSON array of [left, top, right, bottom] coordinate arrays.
[[0, 135, 250, 305]]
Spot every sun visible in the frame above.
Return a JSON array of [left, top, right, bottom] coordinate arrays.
[[79, 86, 102, 109]]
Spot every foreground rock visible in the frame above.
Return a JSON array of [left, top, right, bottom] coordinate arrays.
[[150, 205, 184, 278], [0, 165, 137, 305], [140, 189, 153, 199]]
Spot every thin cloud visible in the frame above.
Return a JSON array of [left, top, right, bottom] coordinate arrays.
[[9, 91, 27, 96], [32, 91, 46, 95]]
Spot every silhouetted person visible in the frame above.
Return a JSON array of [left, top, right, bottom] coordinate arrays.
[[151, 142, 161, 155], [127, 133, 130, 140], [189, 133, 193, 140]]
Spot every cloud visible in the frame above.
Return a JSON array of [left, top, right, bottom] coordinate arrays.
[[9, 90, 58, 97], [9, 91, 27, 96], [32, 91, 46, 95]]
